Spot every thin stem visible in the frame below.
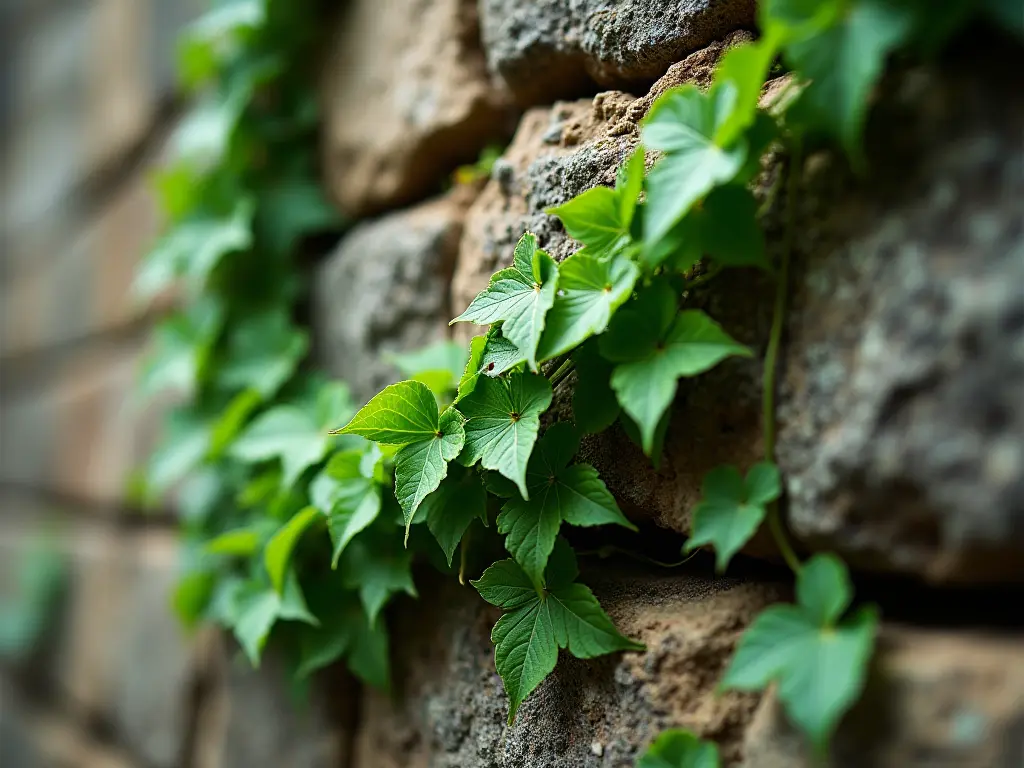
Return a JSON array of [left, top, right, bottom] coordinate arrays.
[[762, 140, 803, 576], [547, 360, 575, 390], [458, 526, 470, 585], [685, 263, 724, 291], [575, 545, 701, 569]]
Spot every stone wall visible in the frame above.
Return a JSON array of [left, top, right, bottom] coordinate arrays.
[[2, 2, 1022, 767]]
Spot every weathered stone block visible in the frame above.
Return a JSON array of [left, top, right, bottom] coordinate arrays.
[[350, 567, 783, 767], [450, 35, 1024, 582], [478, 0, 755, 103], [320, 0, 514, 216], [314, 187, 478, 403], [0, 340, 163, 507]]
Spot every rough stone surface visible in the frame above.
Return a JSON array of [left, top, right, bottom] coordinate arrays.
[[314, 186, 478, 403], [454, 34, 1024, 582], [320, 0, 514, 217], [350, 565, 784, 767], [451, 33, 744, 340], [478, 0, 755, 103], [742, 627, 1024, 767]]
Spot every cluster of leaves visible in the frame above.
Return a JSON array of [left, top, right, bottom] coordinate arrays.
[[137, 0, 1019, 756], [133, 0, 410, 689]]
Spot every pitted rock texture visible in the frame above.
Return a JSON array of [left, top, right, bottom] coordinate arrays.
[[314, 187, 477, 402], [478, 0, 755, 103], [350, 566, 783, 767], [451, 33, 744, 342], [454, 33, 1024, 582], [742, 627, 1024, 767], [320, 0, 514, 216]]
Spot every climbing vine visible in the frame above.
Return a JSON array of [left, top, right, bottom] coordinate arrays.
[[135, 0, 1019, 760]]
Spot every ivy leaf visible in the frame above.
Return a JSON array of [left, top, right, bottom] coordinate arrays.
[[340, 531, 417, 626], [296, 580, 390, 690], [257, 175, 343, 256], [641, 83, 748, 243], [393, 407, 466, 536], [571, 340, 621, 435], [451, 232, 559, 371], [646, 185, 768, 271], [479, 331, 527, 377], [547, 147, 646, 260], [147, 409, 212, 494], [601, 286, 750, 454], [208, 388, 263, 457], [713, 34, 782, 148], [231, 573, 318, 666], [471, 540, 641, 724], [332, 380, 440, 445], [420, 464, 488, 566], [264, 506, 321, 594], [497, 424, 636, 586], [133, 197, 254, 303], [456, 372, 553, 499], [535, 251, 639, 361], [309, 450, 383, 567], [139, 298, 223, 398], [218, 308, 309, 398], [229, 406, 328, 488], [455, 334, 487, 403], [721, 554, 878, 751], [784, 0, 914, 163], [637, 729, 721, 768], [683, 463, 781, 571]]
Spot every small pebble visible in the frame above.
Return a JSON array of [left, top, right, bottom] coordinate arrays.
[[590, 741, 604, 757]]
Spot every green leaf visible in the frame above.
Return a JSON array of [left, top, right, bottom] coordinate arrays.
[[310, 453, 383, 567], [535, 251, 639, 361], [204, 527, 263, 556], [134, 197, 254, 302], [457, 372, 553, 499], [218, 309, 309, 398], [784, 0, 914, 162], [471, 541, 641, 724], [394, 407, 466, 535], [479, 331, 527, 377], [147, 410, 212, 494], [546, 188, 628, 256], [985, 0, 1024, 35], [421, 464, 488, 566], [683, 463, 781, 571], [647, 185, 768, 271], [497, 424, 635, 586], [231, 573, 318, 666], [347, 609, 390, 690], [264, 506, 321, 594], [641, 83, 748, 243], [713, 34, 782, 148], [172, 571, 215, 629], [140, 298, 223, 398], [638, 729, 721, 768], [209, 388, 262, 457], [257, 175, 343, 255], [721, 554, 878, 751], [452, 233, 559, 371], [332, 380, 439, 445], [602, 297, 750, 454], [229, 406, 329, 488], [571, 340, 621, 435], [617, 145, 646, 228], [455, 334, 487, 403], [296, 588, 390, 690], [340, 532, 417, 626]]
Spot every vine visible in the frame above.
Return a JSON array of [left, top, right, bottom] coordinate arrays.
[[134, 0, 1019, 761]]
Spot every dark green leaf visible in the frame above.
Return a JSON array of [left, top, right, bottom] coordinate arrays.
[[264, 506, 321, 594], [421, 465, 488, 566], [637, 729, 721, 768], [457, 371, 553, 499]]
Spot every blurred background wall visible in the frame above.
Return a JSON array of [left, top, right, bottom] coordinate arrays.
[[0, 3, 351, 767]]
